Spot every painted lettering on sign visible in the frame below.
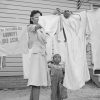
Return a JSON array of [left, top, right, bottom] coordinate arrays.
[[0, 27, 22, 44]]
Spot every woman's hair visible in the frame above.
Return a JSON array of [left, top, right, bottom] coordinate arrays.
[[30, 10, 42, 24]]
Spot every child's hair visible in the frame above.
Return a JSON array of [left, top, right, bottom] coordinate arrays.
[[30, 10, 42, 24], [52, 54, 61, 63], [53, 54, 61, 59], [48, 54, 62, 65]]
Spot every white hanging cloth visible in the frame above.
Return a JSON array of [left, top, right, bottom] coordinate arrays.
[[87, 8, 100, 70], [22, 49, 32, 79], [39, 15, 66, 62], [62, 11, 90, 90], [22, 28, 30, 79]]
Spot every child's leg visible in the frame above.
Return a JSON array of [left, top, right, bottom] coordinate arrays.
[[58, 70, 65, 100], [30, 86, 40, 100], [58, 83, 63, 100], [51, 75, 58, 100]]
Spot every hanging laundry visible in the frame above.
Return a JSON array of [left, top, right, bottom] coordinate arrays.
[[62, 11, 90, 90], [39, 15, 66, 62], [0, 26, 28, 56], [87, 8, 100, 70], [22, 27, 32, 79], [22, 49, 32, 79]]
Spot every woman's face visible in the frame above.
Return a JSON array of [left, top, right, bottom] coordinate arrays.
[[31, 13, 41, 24]]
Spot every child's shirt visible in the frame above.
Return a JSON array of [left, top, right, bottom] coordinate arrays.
[[48, 62, 65, 76]]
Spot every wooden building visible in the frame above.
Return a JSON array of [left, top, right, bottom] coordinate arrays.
[[0, 0, 100, 88]]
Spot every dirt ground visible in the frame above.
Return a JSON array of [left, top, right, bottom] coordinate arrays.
[[0, 81, 100, 100]]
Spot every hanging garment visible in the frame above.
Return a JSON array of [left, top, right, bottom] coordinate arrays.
[[39, 15, 66, 62], [87, 8, 100, 70], [0, 26, 28, 56], [62, 11, 90, 90], [57, 29, 67, 63], [39, 15, 60, 61], [39, 15, 60, 35], [22, 27, 30, 79], [22, 49, 32, 79]]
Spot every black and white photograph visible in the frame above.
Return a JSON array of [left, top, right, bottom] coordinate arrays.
[[0, 0, 100, 100]]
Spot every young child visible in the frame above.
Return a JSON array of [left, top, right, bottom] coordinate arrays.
[[48, 54, 67, 100]]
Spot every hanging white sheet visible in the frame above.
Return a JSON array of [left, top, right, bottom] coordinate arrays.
[[87, 8, 100, 70], [39, 15, 66, 62], [22, 49, 32, 79], [62, 11, 90, 90]]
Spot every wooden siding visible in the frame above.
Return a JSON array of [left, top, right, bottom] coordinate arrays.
[[0, 0, 92, 76], [0, 76, 28, 89], [89, 0, 100, 9]]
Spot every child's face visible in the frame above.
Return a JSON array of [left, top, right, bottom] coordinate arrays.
[[53, 54, 61, 64]]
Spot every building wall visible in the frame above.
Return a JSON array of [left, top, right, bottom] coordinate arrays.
[[0, 0, 95, 76]]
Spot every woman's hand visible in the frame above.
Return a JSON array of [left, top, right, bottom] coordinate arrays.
[[53, 8, 63, 15], [53, 8, 72, 19], [35, 24, 42, 31]]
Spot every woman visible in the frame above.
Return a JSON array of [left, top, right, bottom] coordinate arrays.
[[27, 10, 48, 100]]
